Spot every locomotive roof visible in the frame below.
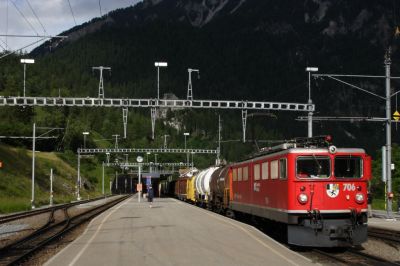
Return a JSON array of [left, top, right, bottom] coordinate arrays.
[[233, 146, 366, 166]]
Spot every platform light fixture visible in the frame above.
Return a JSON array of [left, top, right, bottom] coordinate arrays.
[[305, 67, 318, 138], [184, 132, 190, 165], [155, 62, 168, 99], [82, 131, 90, 149], [20, 58, 35, 97], [137, 156, 143, 203]]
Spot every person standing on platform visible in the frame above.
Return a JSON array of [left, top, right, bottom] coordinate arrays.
[[148, 185, 154, 208]]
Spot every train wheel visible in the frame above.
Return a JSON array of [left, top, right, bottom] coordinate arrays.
[[225, 209, 235, 219]]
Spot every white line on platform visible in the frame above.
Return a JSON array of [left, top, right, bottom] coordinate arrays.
[[44, 197, 132, 266], [68, 197, 132, 266]]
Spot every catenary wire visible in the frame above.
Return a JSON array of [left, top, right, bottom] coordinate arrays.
[[0, 38, 7, 49], [98, 0, 103, 16], [5, 0, 9, 49], [10, 0, 39, 36], [66, 0, 77, 26], [0, 37, 46, 60], [25, 0, 47, 35]]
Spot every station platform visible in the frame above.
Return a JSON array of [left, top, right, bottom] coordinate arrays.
[[45, 196, 316, 266], [368, 209, 400, 232]]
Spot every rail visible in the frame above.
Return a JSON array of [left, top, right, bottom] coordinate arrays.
[[312, 248, 400, 265], [0, 195, 113, 224]]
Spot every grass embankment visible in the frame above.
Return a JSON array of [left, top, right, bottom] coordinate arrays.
[[0, 144, 112, 214], [372, 198, 399, 212]]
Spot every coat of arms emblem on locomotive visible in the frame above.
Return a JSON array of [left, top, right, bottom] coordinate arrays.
[[326, 184, 340, 198]]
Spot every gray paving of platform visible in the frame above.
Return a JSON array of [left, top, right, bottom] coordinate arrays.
[[45, 197, 316, 266], [369, 209, 400, 231]]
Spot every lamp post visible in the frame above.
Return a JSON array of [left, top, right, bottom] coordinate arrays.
[[115, 171, 118, 192], [306, 67, 318, 138], [137, 156, 143, 202], [112, 134, 119, 149], [191, 152, 195, 170], [50, 168, 54, 206], [124, 153, 129, 165], [31, 123, 36, 209], [187, 68, 200, 100], [82, 132, 89, 149], [184, 132, 190, 166], [155, 154, 158, 171], [106, 152, 110, 166], [102, 161, 105, 197], [20, 58, 35, 97], [163, 134, 169, 149], [154, 62, 168, 99]]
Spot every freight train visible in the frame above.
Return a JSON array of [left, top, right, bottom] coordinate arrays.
[[171, 136, 371, 247]]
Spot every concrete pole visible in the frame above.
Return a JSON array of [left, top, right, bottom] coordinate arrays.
[[138, 163, 142, 202], [385, 51, 393, 218], [77, 151, 81, 201], [218, 115, 221, 163], [184, 134, 189, 165], [130, 174, 133, 193], [23, 63, 26, 97], [157, 66, 160, 100], [115, 171, 118, 191], [50, 168, 53, 206], [102, 161, 105, 197], [155, 154, 158, 172], [31, 123, 35, 209], [307, 71, 313, 138]]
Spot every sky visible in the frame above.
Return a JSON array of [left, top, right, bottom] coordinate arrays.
[[0, 0, 142, 52]]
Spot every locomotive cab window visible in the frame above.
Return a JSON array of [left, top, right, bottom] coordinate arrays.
[[296, 156, 330, 179], [334, 156, 362, 178]]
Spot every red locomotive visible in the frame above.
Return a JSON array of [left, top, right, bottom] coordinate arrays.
[[207, 136, 371, 247]]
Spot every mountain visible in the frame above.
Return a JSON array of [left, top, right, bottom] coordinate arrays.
[[3, 0, 400, 158]]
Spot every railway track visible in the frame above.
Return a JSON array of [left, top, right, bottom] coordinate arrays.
[[0, 196, 111, 225], [0, 195, 130, 265], [313, 248, 400, 266], [368, 227, 400, 244]]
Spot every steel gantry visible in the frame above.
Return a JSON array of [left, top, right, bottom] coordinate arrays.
[[0, 96, 314, 142], [122, 107, 128, 139], [78, 147, 218, 154], [108, 162, 193, 167], [92, 66, 111, 98]]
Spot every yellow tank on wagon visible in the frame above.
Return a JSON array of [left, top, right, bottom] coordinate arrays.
[[178, 168, 198, 202], [186, 173, 197, 203]]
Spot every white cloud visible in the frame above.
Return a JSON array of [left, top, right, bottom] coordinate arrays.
[[0, 0, 142, 52]]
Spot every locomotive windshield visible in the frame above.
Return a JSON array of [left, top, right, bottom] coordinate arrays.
[[334, 156, 362, 178], [296, 156, 330, 178]]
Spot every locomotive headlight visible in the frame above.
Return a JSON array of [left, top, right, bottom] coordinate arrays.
[[355, 193, 365, 204], [298, 193, 308, 204]]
